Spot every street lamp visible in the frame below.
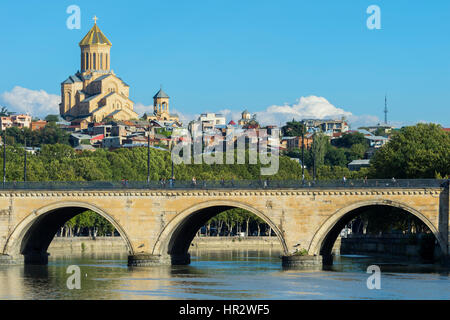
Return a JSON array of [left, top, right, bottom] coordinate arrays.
[[2, 129, 6, 187], [24, 137, 27, 182], [171, 142, 174, 181], [301, 121, 305, 183], [147, 125, 150, 184], [312, 132, 316, 182]]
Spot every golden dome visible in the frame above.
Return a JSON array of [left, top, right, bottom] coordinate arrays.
[[79, 23, 112, 46]]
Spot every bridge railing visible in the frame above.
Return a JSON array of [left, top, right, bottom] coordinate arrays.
[[0, 179, 447, 191]]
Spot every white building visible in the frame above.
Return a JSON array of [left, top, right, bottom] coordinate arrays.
[[0, 114, 32, 131], [198, 113, 226, 127]]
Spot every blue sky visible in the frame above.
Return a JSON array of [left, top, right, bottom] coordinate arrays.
[[0, 0, 449, 127]]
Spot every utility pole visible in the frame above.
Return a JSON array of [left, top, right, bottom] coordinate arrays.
[[301, 121, 305, 183], [312, 132, 316, 182], [171, 143, 174, 180], [24, 137, 27, 182], [147, 125, 150, 184], [3, 129, 6, 187]]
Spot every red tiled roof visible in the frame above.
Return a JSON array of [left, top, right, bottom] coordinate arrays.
[[90, 134, 104, 141]]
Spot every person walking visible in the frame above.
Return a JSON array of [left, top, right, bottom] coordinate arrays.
[[192, 176, 197, 187]]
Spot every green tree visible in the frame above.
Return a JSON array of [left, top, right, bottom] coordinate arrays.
[[45, 114, 60, 123], [282, 119, 306, 137], [311, 133, 328, 167], [369, 123, 450, 178], [333, 132, 369, 149]]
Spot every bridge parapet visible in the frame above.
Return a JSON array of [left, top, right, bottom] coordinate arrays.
[[0, 179, 447, 191]]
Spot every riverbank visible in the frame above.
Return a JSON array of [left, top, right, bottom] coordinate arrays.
[[47, 236, 283, 254], [48, 236, 128, 254], [190, 236, 282, 250], [340, 234, 442, 262]]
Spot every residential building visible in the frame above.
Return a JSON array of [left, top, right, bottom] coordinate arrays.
[[11, 115, 32, 129], [348, 159, 371, 171], [365, 135, 389, 148], [70, 132, 104, 147], [102, 136, 124, 148], [0, 117, 13, 131], [284, 133, 314, 150], [0, 114, 32, 131], [303, 119, 349, 136], [31, 120, 47, 131], [199, 113, 226, 126]]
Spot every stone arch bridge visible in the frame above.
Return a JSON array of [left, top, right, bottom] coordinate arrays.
[[0, 181, 448, 266]]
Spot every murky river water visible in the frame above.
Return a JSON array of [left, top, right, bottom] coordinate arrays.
[[0, 249, 448, 300]]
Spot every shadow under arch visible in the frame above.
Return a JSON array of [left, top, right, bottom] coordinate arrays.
[[152, 200, 288, 264], [308, 199, 446, 261], [4, 201, 134, 264]]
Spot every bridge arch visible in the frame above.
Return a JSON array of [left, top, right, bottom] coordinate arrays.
[[152, 199, 288, 263], [3, 201, 134, 263], [308, 199, 446, 258]]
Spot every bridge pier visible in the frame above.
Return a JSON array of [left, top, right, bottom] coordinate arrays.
[[23, 251, 49, 265], [127, 253, 191, 266], [281, 255, 324, 270]]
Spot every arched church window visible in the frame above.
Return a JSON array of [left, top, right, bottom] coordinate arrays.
[[66, 92, 71, 107], [93, 53, 96, 69], [100, 54, 103, 70], [86, 53, 89, 70]]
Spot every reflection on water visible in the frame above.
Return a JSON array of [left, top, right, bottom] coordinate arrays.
[[0, 249, 448, 300]]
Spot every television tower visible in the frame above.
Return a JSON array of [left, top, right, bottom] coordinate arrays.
[[384, 95, 388, 124]]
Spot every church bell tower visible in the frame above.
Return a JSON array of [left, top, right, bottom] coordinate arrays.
[[79, 16, 112, 73]]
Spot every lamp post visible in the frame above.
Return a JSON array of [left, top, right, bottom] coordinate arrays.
[[301, 121, 305, 183], [24, 137, 27, 182], [147, 125, 150, 184], [171, 143, 174, 180], [312, 132, 316, 182], [2, 129, 6, 187]]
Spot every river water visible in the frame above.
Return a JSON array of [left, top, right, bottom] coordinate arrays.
[[0, 249, 448, 300]]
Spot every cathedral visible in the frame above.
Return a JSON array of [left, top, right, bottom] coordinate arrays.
[[59, 18, 139, 122]]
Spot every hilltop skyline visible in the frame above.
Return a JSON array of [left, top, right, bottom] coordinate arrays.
[[0, 1, 449, 128]]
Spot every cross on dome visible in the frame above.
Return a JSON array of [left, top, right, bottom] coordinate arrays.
[[93, 16, 98, 24]]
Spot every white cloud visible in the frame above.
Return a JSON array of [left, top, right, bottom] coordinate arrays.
[[137, 96, 385, 129], [254, 96, 353, 126], [133, 102, 153, 117], [216, 96, 389, 129], [0, 86, 60, 118]]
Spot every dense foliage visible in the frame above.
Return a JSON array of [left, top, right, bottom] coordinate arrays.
[[4, 123, 70, 147], [369, 123, 450, 178], [0, 143, 310, 182]]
